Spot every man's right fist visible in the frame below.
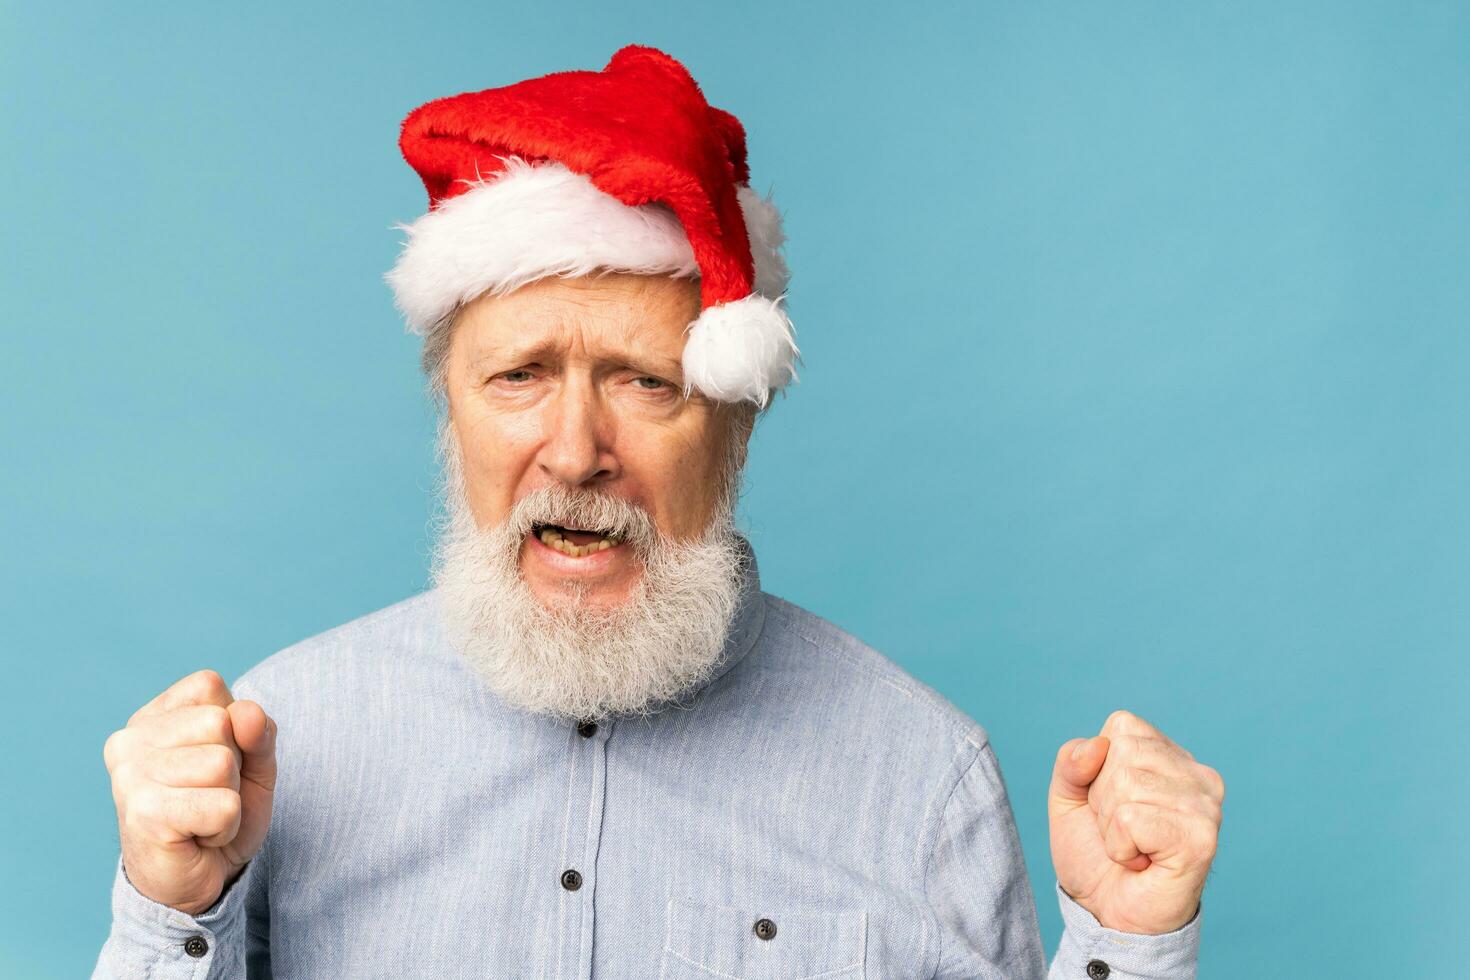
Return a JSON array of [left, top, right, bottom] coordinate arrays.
[[103, 669, 277, 916]]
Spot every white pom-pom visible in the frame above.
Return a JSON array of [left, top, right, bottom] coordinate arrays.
[[682, 294, 800, 408]]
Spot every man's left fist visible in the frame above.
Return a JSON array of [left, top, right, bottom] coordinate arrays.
[[1047, 710, 1225, 935]]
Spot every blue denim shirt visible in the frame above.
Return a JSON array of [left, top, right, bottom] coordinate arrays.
[[93, 542, 1201, 978]]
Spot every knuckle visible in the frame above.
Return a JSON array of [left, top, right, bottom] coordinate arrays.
[[184, 668, 230, 701], [186, 787, 236, 830], [213, 789, 243, 827], [103, 730, 127, 770], [127, 782, 164, 824], [1191, 824, 1219, 862], [1110, 734, 1143, 760], [1198, 764, 1226, 799], [111, 759, 139, 792], [1103, 833, 1135, 862], [121, 805, 150, 840], [1110, 765, 1136, 795], [204, 744, 239, 784], [1105, 708, 1159, 736], [198, 704, 233, 742]]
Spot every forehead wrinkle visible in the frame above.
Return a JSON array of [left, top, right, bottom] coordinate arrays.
[[593, 314, 686, 378], [478, 302, 685, 378]]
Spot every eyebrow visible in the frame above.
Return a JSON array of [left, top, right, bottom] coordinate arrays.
[[474, 338, 684, 380]]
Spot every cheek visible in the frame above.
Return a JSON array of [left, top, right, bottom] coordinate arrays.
[[454, 411, 540, 523], [622, 429, 728, 536]]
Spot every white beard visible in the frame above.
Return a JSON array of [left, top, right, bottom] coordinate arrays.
[[430, 423, 749, 722]]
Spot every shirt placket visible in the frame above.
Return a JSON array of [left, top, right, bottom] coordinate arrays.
[[556, 716, 610, 980]]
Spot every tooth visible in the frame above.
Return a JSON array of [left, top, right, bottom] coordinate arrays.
[[597, 540, 610, 551], [539, 529, 556, 546]]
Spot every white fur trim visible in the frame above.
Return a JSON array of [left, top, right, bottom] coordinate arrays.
[[736, 183, 791, 299], [682, 294, 799, 408], [385, 157, 791, 334]]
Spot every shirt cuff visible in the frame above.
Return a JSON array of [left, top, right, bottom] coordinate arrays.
[[1050, 882, 1201, 980], [93, 854, 254, 979]]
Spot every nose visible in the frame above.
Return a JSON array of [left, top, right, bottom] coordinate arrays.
[[536, 377, 617, 487]]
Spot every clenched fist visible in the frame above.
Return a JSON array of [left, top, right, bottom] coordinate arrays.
[[102, 669, 277, 916], [1048, 710, 1225, 935]]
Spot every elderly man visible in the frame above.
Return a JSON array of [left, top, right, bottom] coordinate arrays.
[[94, 46, 1223, 979]]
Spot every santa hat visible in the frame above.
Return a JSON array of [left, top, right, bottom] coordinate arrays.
[[384, 45, 798, 407]]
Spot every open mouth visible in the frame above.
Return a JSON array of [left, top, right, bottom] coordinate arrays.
[[531, 522, 625, 558]]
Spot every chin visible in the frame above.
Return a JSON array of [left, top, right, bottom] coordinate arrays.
[[526, 573, 638, 615], [518, 540, 642, 613]]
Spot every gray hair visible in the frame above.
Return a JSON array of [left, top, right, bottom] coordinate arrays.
[[420, 310, 457, 401]]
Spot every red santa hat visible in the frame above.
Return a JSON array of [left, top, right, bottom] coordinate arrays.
[[384, 44, 798, 407]]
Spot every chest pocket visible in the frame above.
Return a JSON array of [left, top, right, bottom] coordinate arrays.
[[657, 896, 867, 980]]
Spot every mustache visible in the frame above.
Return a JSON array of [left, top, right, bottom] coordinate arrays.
[[500, 485, 659, 552]]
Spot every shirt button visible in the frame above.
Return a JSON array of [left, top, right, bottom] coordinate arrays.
[[753, 918, 777, 941], [1086, 960, 1110, 979], [183, 935, 209, 958], [577, 720, 597, 738], [561, 868, 583, 891]]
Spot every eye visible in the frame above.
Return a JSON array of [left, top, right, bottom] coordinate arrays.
[[497, 369, 534, 383], [633, 376, 667, 390]]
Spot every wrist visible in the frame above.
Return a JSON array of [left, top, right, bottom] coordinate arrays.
[[1054, 883, 1202, 980], [1061, 882, 1203, 935], [120, 854, 226, 918]]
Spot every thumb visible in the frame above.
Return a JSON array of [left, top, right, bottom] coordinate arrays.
[[227, 699, 277, 793], [1048, 735, 1110, 810]]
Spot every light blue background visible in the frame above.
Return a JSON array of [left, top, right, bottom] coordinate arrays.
[[3, 2, 1464, 976]]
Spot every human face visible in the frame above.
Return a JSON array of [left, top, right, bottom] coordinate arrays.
[[443, 272, 746, 611]]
